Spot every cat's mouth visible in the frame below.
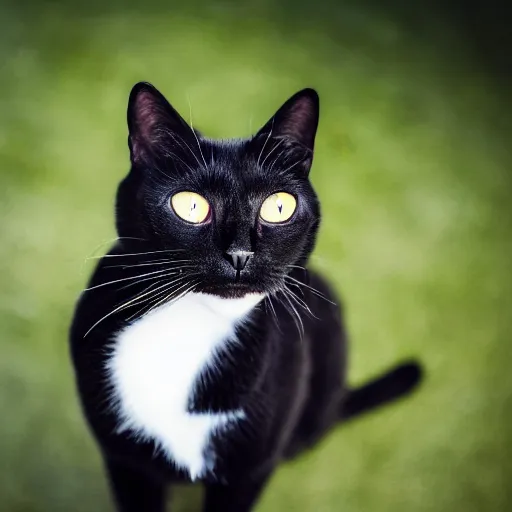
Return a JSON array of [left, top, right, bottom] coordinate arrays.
[[195, 258, 278, 299]]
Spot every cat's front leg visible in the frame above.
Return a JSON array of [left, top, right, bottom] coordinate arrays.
[[105, 457, 168, 512], [202, 469, 273, 512]]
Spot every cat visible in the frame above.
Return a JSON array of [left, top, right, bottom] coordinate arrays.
[[69, 82, 422, 512]]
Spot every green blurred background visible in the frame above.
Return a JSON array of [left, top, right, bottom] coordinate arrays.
[[1, 0, 511, 510]]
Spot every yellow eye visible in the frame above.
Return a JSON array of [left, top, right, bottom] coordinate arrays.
[[260, 192, 297, 223], [171, 191, 210, 224]]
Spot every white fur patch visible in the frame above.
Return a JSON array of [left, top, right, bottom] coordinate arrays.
[[106, 292, 264, 480]]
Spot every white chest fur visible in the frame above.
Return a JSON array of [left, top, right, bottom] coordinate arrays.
[[106, 292, 264, 480]]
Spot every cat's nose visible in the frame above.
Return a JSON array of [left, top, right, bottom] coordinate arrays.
[[225, 250, 253, 271]]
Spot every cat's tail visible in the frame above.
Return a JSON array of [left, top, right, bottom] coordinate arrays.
[[340, 362, 423, 422]]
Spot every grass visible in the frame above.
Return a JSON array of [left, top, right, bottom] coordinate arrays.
[[0, 1, 511, 511]]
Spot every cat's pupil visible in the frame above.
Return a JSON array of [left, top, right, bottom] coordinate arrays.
[[277, 199, 283, 214]]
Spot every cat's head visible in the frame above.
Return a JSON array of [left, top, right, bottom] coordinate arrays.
[[116, 82, 321, 298]]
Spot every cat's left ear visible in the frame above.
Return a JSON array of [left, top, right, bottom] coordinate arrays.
[[254, 88, 319, 159], [252, 88, 319, 174], [127, 82, 195, 165]]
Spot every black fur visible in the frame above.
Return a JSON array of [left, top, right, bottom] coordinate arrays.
[[69, 82, 422, 512]]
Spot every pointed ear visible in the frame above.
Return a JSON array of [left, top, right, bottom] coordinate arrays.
[[256, 88, 319, 151], [127, 82, 193, 164]]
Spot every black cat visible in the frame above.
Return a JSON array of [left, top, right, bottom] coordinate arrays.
[[69, 82, 422, 512]]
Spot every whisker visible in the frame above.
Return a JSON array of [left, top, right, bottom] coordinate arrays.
[[125, 274, 198, 321], [155, 280, 201, 316], [81, 237, 150, 274], [141, 273, 197, 307], [256, 119, 274, 168], [268, 152, 283, 174], [266, 294, 281, 332], [187, 96, 209, 170], [120, 279, 184, 313], [85, 237, 148, 256], [143, 278, 200, 317], [284, 275, 336, 305], [125, 285, 175, 322], [84, 268, 174, 292], [286, 264, 307, 272], [83, 279, 172, 338], [86, 249, 185, 261], [278, 288, 304, 339], [103, 260, 192, 270], [285, 284, 319, 320], [84, 273, 199, 337], [174, 279, 201, 301], [115, 270, 190, 292], [166, 129, 203, 170], [260, 138, 285, 169], [279, 159, 302, 175], [161, 149, 196, 174], [152, 163, 174, 181]]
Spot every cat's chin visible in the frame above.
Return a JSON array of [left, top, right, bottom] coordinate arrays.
[[198, 283, 267, 300]]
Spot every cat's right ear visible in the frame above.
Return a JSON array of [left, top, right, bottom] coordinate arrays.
[[127, 82, 193, 165]]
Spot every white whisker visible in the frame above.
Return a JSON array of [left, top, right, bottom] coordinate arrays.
[[187, 95, 208, 171], [260, 138, 285, 169], [86, 237, 147, 256], [284, 275, 336, 305], [83, 280, 169, 338], [268, 153, 282, 174], [86, 249, 185, 261], [266, 294, 281, 332], [285, 285, 319, 320], [84, 268, 173, 292], [104, 260, 192, 270], [143, 278, 200, 318], [84, 273, 198, 337], [278, 289, 304, 339], [125, 274, 197, 322], [115, 270, 191, 292], [279, 159, 302, 175], [286, 264, 307, 271], [161, 149, 196, 174], [125, 282, 178, 322], [256, 118, 274, 168], [165, 129, 203, 170]]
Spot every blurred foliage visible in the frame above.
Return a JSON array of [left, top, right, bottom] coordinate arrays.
[[0, 0, 511, 511]]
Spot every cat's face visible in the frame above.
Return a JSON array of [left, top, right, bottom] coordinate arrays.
[[116, 83, 321, 298]]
